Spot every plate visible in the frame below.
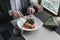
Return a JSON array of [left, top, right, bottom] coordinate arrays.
[[17, 16, 41, 31]]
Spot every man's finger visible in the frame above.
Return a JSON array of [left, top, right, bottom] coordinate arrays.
[[18, 11, 24, 17], [18, 12, 22, 18], [32, 8, 35, 14], [20, 13, 24, 17]]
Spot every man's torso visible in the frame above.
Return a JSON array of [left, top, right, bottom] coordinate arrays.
[[0, 0, 29, 23]]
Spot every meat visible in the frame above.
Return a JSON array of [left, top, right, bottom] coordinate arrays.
[[23, 19, 35, 29]]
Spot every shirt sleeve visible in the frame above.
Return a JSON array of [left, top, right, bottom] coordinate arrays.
[[9, 10, 13, 16], [30, 0, 39, 7]]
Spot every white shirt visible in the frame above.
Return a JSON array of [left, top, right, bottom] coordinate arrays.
[[10, 0, 22, 11], [9, 0, 22, 16]]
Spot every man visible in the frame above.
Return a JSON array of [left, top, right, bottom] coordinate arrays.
[[0, 0, 43, 36], [0, 0, 35, 23], [0, 0, 35, 36]]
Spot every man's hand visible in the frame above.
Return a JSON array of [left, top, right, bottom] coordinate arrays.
[[27, 7, 35, 15], [11, 10, 24, 18], [36, 5, 43, 12]]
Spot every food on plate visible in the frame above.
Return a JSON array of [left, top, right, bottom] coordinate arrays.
[[23, 19, 35, 29]]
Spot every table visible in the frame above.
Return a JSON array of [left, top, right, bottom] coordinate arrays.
[[11, 15, 60, 40]]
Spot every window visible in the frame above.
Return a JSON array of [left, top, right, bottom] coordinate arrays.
[[41, 0, 60, 15]]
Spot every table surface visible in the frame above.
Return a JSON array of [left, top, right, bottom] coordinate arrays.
[[11, 15, 60, 40], [22, 15, 60, 40]]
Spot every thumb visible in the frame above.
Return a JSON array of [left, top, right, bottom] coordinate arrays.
[[18, 11, 24, 18]]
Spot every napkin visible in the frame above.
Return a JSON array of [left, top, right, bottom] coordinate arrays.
[[18, 18, 27, 27]]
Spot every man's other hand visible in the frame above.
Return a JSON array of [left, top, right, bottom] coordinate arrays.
[[27, 7, 35, 15]]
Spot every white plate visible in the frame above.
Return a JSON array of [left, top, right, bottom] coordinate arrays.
[[17, 16, 41, 31]]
